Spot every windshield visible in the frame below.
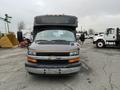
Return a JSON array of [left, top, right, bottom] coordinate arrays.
[[34, 30, 75, 42]]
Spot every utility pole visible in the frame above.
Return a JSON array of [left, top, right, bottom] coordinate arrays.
[[0, 14, 12, 33]]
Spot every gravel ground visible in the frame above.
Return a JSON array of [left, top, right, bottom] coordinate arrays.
[[0, 39, 120, 90]]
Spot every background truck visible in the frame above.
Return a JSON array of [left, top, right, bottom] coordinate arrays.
[[25, 15, 81, 75], [93, 28, 120, 48]]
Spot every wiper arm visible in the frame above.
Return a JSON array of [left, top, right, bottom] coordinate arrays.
[[51, 39, 69, 42], [35, 40, 49, 42]]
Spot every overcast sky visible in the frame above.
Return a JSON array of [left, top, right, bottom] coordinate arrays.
[[0, 0, 120, 33]]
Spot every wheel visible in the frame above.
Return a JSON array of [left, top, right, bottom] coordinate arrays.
[[96, 41, 105, 48]]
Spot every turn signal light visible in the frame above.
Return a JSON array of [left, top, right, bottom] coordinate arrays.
[[27, 57, 37, 63], [69, 57, 80, 63]]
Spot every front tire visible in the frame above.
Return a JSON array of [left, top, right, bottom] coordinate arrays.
[[96, 41, 105, 48]]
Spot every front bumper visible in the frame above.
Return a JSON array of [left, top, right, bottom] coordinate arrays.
[[25, 62, 81, 75]]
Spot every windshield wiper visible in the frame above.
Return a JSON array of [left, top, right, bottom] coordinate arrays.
[[51, 39, 70, 42], [35, 40, 49, 42]]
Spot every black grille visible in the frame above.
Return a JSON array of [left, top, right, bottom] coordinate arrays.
[[36, 52, 69, 56], [37, 60, 69, 65]]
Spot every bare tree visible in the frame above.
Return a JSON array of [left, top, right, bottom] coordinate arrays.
[[88, 29, 95, 35], [18, 21, 25, 31]]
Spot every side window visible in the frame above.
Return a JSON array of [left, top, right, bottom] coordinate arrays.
[[108, 28, 115, 34]]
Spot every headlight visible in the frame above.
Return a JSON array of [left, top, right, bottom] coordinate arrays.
[[28, 51, 36, 56], [70, 50, 79, 56]]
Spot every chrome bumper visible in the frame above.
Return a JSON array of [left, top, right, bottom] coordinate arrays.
[[26, 66, 81, 75]]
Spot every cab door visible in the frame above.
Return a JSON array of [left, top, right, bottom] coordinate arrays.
[[105, 28, 116, 41]]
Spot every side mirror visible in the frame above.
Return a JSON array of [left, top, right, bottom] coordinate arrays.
[[31, 32, 33, 35], [76, 36, 79, 40], [106, 32, 109, 35]]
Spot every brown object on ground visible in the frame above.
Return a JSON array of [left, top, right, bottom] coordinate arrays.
[[0, 33, 19, 48]]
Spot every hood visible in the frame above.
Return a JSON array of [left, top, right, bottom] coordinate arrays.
[[94, 33, 104, 38], [29, 42, 80, 52], [93, 34, 105, 41]]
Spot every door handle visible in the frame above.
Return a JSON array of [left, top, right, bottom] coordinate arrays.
[[113, 36, 115, 38]]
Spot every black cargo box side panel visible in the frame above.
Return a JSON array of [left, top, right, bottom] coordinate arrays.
[[117, 28, 120, 41]]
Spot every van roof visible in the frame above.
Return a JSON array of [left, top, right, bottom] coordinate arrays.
[[34, 15, 78, 27]]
